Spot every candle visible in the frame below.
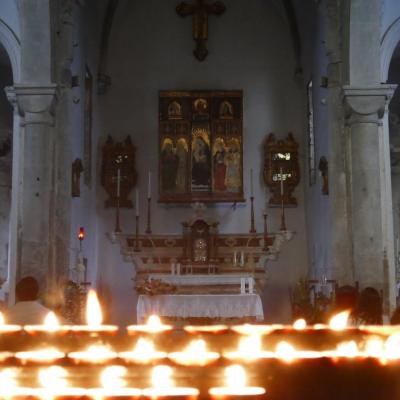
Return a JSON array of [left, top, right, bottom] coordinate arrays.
[[250, 168, 254, 197], [69, 290, 118, 335], [209, 365, 266, 399], [117, 168, 121, 198], [240, 251, 245, 267], [119, 338, 167, 364], [148, 171, 152, 199], [136, 189, 139, 216], [142, 365, 199, 399], [127, 315, 172, 335], [0, 311, 22, 334], [168, 339, 220, 366], [280, 167, 284, 196]]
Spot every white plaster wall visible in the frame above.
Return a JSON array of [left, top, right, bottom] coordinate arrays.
[[88, 0, 309, 325], [382, 0, 400, 38], [0, 0, 20, 39]]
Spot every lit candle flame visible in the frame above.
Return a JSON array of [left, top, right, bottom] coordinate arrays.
[[329, 311, 350, 330], [86, 290, 102, 326], [276, 341, 296, 362], [101, 366, 127, 389], [0, 369, 17, 395], [225, 365, 247, 388], [39, 366, 68, 390], [336, 341, 358, 358], [186, 339, 206, 355], [385, 333, 400, 359], [44, 312, 60, 330], [293, 318, 306, 330], [152, 366, 174, 389], [147, 315, 162, 328], [238, 335, 262, 359]]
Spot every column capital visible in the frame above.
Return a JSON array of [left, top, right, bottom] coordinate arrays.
[[8, 84, 59, 126], [343, 84, 397, 125]]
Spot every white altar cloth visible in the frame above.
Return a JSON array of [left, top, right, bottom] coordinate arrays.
[[137, 294, 264, 323]]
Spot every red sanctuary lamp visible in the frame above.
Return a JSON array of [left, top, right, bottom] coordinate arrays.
[[78, 226, 85, 251]]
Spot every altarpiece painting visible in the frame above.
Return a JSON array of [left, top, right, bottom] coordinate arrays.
[[159, 90, 243, 202]]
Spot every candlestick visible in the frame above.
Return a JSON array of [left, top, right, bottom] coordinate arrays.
[[135, 189, 139, 217], [114, 197, 121, 233], [250, 168, 254, 197], [148, 171, 151, 199], [146, 196, 152, 234], [280, 168, 287, 231], [117, 168, 121, 198], [134, 214, 140, 252], [249, 196, 256, 233], [263, 212, 268, 251]]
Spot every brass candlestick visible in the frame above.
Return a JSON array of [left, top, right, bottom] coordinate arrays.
[[134, 215, 140, 252], [280, 194, 287, 231], [249, 196, 256, 233], [145, 197, 152, 234], [115, 198, 122, 233], [263, 212, 269, 251]]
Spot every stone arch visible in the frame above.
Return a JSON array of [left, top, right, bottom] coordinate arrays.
[[381, 16, 400, 82]]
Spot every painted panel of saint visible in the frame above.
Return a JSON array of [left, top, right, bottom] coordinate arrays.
[[175, 138, 188, 192], [213, 138, 227, 192], [191, 126, 211, 191], [224, 138, 241, 192], [161, 138, 179, 192]]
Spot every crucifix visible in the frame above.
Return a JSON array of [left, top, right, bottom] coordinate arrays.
[[176, 0, 226, 61]]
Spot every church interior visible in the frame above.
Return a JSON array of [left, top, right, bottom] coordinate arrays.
[[1, 0, 400, 326], [2, 0, 400, 398]]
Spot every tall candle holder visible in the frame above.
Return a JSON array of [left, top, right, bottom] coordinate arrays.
[[145, 197, 152, 234], [249, 196, 256, 233], [280, 194, 287, 231], [134, 215, 140, 252], [263, 212, 269, 251], [115, 198, 122, 233]]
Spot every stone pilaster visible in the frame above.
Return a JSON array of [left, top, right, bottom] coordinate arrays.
[[343, 84, 396, 313], [11, 84, 59, 290]]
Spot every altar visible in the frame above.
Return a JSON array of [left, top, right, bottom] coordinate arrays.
[[137, 293, 264, 323], [110, 204, 292, 323]]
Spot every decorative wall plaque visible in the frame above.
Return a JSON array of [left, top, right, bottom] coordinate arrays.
[[263, 133, 300, 206], [101, 136, 137, 208], [159, 90, 243, 203]]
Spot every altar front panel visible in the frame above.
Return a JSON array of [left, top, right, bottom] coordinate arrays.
[[137, 294, 264, 323]]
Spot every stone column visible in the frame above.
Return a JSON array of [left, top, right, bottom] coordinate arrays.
[[343, 85, 396, 312], [325, 0, 353, 284], [12, 85, 58, 287]]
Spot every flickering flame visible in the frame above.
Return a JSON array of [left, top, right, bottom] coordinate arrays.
[[364, 338, 385, 358], [15, 348, 65, 362], [238, 335, 262, 359], [336, 341, 359, 358], [169, 339, 219, 366], [329, 311, 350, 330], [39, 366, 68, 390], [152, 365, 174, 389], [293, 318, 307, 330], [384, 333, 400, 359], [101, 366, 127, 389], [44, 312, 60, 330], [119, 338, 167, 363], [0, 369, 17, 395], [209, 365, 266, 396], [225, 365, 247, 388], [86, 290, 102, 326], [69, 345, 117, 363], [276, 341, 296, 362], [147, 315, 162, 329]]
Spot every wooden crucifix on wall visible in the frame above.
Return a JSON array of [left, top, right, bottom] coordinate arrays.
[[176, 0, 226, 61]]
